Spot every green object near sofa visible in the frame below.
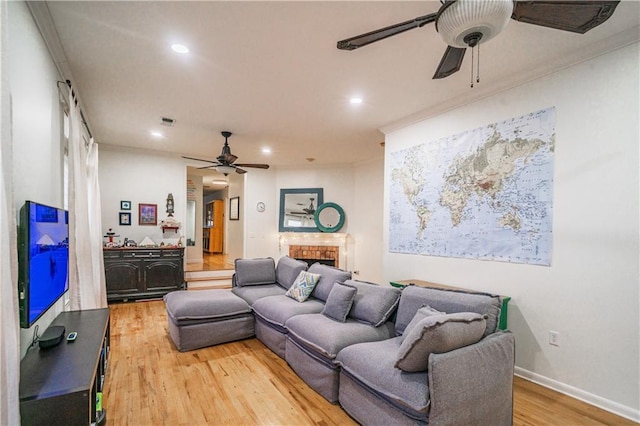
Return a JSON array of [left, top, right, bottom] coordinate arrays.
[[389, 279, 511, 330]]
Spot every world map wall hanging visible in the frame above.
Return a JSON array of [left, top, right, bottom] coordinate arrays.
[[389, 107, 555, 266]]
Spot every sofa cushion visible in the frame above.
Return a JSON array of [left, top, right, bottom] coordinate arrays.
[[399, 305, 443, 343], [394, 285, 501, 337], [343, 280, 401, 327], [285, 270, 321, 302], [322, 282, 357, 322], [164, 289, 251, 325], [395, 312, 487, 372], [286, 313, 395, 360], [276, 256, 308, 290], [234, 257, 276, 287], [309, 263, 352, 302], [253, 295, 325, 328], [337, 337, 430, 421], [231, 284, 286, 306]]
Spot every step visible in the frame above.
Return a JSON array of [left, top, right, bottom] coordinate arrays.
[[187, 280, 232, 290], [185, 270, 233, 290]]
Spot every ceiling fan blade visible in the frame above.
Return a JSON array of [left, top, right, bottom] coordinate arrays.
[[433, 46, 466, 79], [337, 13, 437, 51], [512, 1, 620, 34], [197, 165, 218, 170], [234, 163, 270, 169], [234, 168, 248, 174], [182, 155, 217, 164]]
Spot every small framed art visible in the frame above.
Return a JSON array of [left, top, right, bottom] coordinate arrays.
[[119, 212, 131, 226], [229, 197, 240, 221], [120, 200, 131, 210], [139, 203, 157, 225]]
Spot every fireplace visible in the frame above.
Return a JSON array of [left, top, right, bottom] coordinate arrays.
[[279, 233, 348, 271], [289, 245, 339, 268]]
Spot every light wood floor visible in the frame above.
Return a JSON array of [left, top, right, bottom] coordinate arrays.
[[104, 301, 636, 426], [185, 253, 234, 272]]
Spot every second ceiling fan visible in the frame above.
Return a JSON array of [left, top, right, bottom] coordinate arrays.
[[337, 0, 620, 82], [183, 131, 270, 176]]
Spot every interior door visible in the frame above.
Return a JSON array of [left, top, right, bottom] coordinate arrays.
[[211, 199, 224, 253]]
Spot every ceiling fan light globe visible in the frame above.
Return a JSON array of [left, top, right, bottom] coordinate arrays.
[[215, 165, 235, 175], [437, 0, 514, 48]]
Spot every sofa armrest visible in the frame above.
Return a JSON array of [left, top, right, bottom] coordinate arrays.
[[427, 331, 515, 426]]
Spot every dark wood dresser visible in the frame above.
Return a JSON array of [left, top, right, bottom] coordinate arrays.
[[103, 247, 185, 302]]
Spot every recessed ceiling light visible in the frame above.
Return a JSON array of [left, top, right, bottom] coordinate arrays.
[[171, 44, 189, 54], [350, 97, 363, 104], [150, 131, 163, 138], [262, 147, 272, 154]]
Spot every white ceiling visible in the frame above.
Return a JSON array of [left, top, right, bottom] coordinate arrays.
[[44, 1, 639, 169]]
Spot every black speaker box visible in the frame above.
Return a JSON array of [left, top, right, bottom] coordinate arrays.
[[39, 325, 66, 349]]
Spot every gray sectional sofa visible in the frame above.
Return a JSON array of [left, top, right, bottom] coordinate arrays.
[[167, 255, 515, 425]]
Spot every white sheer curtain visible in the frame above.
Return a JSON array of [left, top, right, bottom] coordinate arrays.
[[67, 89, 107, 311], [87, 139, 107, 306], [0, 1, 21, 423]]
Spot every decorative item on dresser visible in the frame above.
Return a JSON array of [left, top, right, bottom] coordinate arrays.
[[103, 247, 185, 302]]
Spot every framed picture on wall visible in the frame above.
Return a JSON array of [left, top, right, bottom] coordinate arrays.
[[120, 200, 131, 210], [229, 197, 240, 221], [139, 203, 157, 225], [119, 212, 131, 226]]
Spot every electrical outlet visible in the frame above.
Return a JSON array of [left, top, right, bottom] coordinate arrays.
[[549, 330, 560, 346]]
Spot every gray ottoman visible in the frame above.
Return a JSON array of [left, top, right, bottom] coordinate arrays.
[[164, 289, 255, 352]]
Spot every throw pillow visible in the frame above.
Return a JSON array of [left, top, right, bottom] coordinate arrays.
[[322, 282, 357, 322], [285, 270, 321, 302], [399, 305, 444, 344], [395, 312, 487, 372], [343, 279, 401, 327]]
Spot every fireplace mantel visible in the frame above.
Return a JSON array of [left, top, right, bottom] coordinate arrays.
[[279, 233, 349, 269]]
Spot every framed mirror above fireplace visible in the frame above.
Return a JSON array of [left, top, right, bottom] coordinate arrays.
[[279, 188, 324, 232]]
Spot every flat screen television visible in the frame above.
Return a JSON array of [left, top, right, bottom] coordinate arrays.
[[18, 201, 69, 328]]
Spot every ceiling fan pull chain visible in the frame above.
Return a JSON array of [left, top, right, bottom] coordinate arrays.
[[476, 43, 480, 84], [470, 45, 475, 88]]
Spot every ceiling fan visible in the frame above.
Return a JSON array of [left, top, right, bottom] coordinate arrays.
[[337, 0, 619, 83], [183, 131, 270, 176]]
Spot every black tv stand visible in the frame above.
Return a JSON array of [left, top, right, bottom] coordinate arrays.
[[19, 308, 110, 425]]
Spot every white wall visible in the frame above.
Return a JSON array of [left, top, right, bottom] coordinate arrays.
[[237, 162, 385, 282], [350, 157, 384, 283], [186, 174, 203, 263], [383, 44, 639, 420], [226, 171, 245, 262], [9, 1, 68, 357], [99, 145, 186, 247], [244, 168, 278, 259]]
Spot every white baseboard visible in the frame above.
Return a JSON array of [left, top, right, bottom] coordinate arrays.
[[515, 367, 640, 423]]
